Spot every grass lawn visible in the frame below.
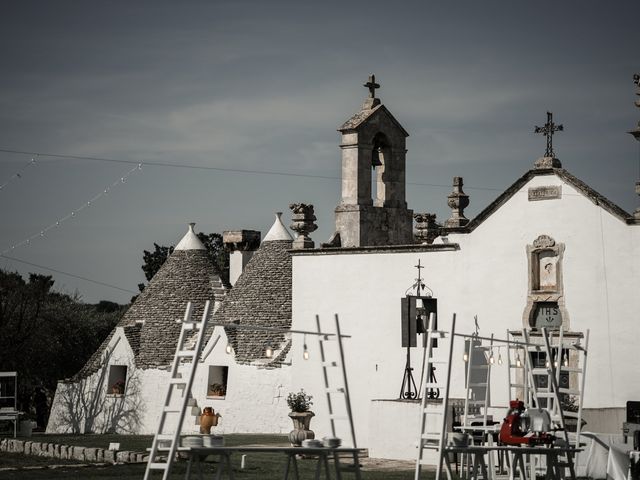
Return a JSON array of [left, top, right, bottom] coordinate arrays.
[[0, 433, 423, 480]]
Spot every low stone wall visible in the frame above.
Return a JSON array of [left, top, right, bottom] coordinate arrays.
[[0, 438, 148, 464]]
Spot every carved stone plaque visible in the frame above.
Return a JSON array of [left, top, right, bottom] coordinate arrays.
[[528, 186, 561, 201], [533, 302, 562, 328]]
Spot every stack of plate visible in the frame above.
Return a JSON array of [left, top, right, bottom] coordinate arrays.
[[181, 435, 203, 448], [203, 435, 224, 447], [301, 439, 324, 448], [322, 437, 342, 448]]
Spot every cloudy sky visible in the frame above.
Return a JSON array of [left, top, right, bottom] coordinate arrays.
[[0, 1, 638, 304]]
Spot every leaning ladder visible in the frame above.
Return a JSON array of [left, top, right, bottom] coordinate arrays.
[[315, 314, 357, 448], [143, 301, 212, 480], [415, 313, 456, 480], [462, 334, 493, 430]]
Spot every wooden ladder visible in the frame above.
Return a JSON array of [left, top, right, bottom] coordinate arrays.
[[415, 313, 456, 480], [143, 300, 212, 480]]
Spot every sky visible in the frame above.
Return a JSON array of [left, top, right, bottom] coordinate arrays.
[[0, 1, 638, 304]]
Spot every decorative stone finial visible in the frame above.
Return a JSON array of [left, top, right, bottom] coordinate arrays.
[[289, 203, 318, 249], [534, 111, 563, 169], [444, 177, 470, 228], [414, 213, 440, 244], [362, 74, 381, 110]]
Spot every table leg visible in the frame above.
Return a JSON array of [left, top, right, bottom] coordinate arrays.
[[332, 451, 343, 480], [225, 452, 235, 480], [322, 453, 332, 480], [352, 451, 362, 480], [185, 454, 194, 479]]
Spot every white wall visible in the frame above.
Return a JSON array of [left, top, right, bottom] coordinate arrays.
[[291, 173, 640, 450]]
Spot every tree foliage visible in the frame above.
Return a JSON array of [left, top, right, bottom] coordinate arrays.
[[0, 269, 124, 416]]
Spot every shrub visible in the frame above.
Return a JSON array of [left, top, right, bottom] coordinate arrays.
[[287, 389, 313, 412]]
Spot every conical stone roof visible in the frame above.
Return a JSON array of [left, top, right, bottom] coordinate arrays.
[[213, 214, 293, 365], [72, 224, 227, 378]]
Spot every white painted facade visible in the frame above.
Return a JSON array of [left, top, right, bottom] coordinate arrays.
[[48, 324, 293, 435], [290, 170, 640, 456]]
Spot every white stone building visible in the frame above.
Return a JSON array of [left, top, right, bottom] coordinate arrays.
[[47, 78, 640, 462]]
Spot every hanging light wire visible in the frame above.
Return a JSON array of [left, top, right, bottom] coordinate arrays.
[[0, 156, 37, 192], [1, 163, 142, 256]]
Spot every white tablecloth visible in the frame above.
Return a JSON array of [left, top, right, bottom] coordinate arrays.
[[576, 432, 633, 480]]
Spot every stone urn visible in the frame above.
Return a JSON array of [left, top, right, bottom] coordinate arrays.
[[288, 411, 315, 447]]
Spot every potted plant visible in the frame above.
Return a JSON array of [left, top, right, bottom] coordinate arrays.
[[287, 389, 315, 447]]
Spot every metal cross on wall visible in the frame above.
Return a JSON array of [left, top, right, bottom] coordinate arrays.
[[364, 74, 380, 98], [535, 111, 563, 158]]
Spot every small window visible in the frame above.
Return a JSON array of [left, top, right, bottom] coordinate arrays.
[[107, 365, 127, 395], [207, 366, 228, 398]]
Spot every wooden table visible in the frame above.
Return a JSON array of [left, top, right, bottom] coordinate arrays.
[[443, 445, 581, 480], [184, 446, 363, 480]]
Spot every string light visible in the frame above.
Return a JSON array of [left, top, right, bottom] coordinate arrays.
[[498, 351, 503, 366], [302, 334, 309, 360], [1, 163, 142, 256], [265, 344, 273, 358], [489, 349, 495, 365], [463, 351, 469, 362], [0, 156, 37, 192], [516, 353, 522, 368], [225, 343, 232, 354], [563, 352, 569, 367]]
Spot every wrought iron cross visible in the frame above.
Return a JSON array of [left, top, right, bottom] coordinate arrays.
[[535, 111, 563, 158], [415, 259, 425, 296], [364, 74, 380, 98]]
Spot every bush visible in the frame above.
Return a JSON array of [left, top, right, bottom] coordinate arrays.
[[286, 389, 313, 413]]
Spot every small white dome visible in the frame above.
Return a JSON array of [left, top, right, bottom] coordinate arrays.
[[175, 223, 206, 250], [263, 212, 293, 242]]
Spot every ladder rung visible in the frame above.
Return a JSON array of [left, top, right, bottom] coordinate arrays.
[[422, 433, 442, 440], [470, 366, 488, 370], [329, 415, 348, 421], [559, 388, 581, 395], [425, 382, 445, 389], [467, 400, 486, 405], [535, 392, 555, 398], [169, 378, 187, 385], [531, 368, 549, 375], [422, 407, 444, 414], [563, 411, 579, 419], [163, 407, 181, 413], [156, 434, 175, 441], [429, 360, 449, 365], [560, 366, 583, 373], [468, 383, 488, 387], [326, 387, 345, 394], [176, 350, 196, 358], [148, 462, 169, 470], [322, 361, 338, 367], [509, 383, 525, 388]]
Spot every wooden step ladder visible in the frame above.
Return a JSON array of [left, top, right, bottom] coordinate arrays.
[[143, 301, 212, 480], [462, 334, 493, 430], [415, 313, 456, 480], [315, 314, 361, 479]]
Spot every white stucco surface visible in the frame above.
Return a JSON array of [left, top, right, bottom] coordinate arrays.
[[291, 172, 640, 456]]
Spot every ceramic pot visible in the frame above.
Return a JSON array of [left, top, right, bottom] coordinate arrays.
[[288, 411, 315, 447]]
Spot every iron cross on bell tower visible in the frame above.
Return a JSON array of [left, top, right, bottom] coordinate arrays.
[[535, 111, 563, 158]]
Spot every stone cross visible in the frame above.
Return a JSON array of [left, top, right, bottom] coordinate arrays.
[[364, 74, 380, 99], [535, 111, 563, 158]]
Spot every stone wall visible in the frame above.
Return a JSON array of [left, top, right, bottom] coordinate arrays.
[[0, 438, 147, 464]]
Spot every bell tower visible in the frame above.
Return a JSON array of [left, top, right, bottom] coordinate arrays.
[[329, 75, 413, 247]]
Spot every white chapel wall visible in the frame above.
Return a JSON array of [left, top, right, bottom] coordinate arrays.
[[291, 172, 640, 448]]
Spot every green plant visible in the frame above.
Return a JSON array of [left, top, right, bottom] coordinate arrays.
[[286, 389, 313, 413]]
